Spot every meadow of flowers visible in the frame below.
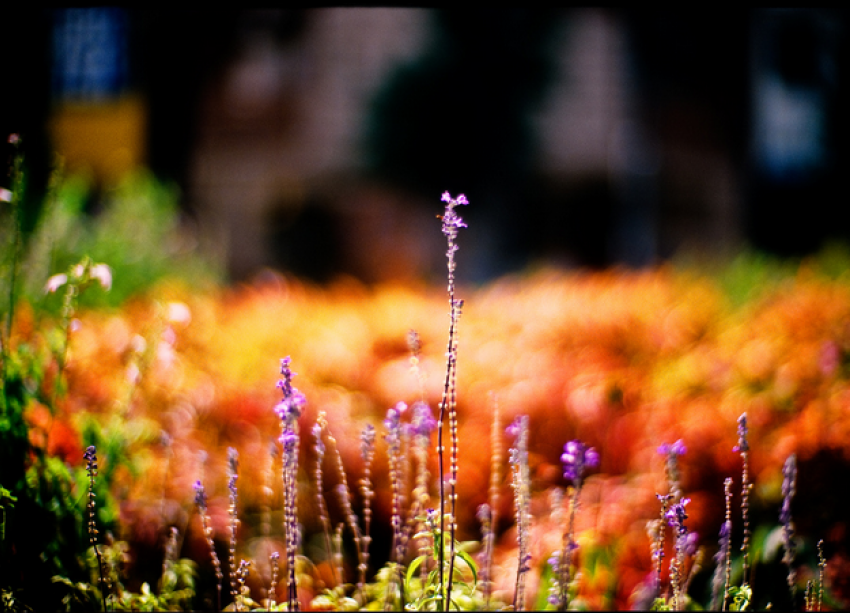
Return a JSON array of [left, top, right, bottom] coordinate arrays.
[[2, 142, 849, 611]]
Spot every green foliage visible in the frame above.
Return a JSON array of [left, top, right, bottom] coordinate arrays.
[[52, 539, 197, 612], [30, 170, 220, 311], [727, 584, 752, 611]]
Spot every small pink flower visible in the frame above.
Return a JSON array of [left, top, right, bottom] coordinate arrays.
[[44, 273, 68, 294], [90, 263, 112, 291], [166, 301, 191, 325], [0, 188, 12, 203]]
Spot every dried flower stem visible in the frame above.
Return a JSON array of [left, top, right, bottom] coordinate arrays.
[[194, 480, 223, 611], [227, 448, 240, 604], [84, 446, 109, 611], [312, 420, 337, 587], [319, 414, 365, 603], [508, 416, 531, 610], [711, 478, 733, 611], [333, 523, 345, 596], [359, 424, 376, 589], [817, 539, 826, 612], [234, 560, 250, 611], [736, 413, 752, 587], [268, 552, 280, 610], [484, 396, 501, 610]]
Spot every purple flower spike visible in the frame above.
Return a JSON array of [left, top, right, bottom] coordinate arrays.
[[408, 401, 437, 439], [561, 439, 599, 486], [659, 439, 687, 456], [734, 413, 749, 453], [685, 531, 700, 556], [505, 417, 523, 439], [193, 480, 207, 509], [360, 424, 376, 461], [275, 356, 306, 425], [665, 498, 690, 529]]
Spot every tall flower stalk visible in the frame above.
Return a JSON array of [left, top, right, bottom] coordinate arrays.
[[312, 421, 336, 587], [226, 447, 240, 606], [436, 190, 467, 610], [665, 497, 694, 611], [781, 454, 797, 603], [84, 445, 109, 611], [384, 403, 406, 609], [275, 357, 305, 611], [481, 395, 501, 610], [659, 439, 687, 502], [734, 413, 752, 587], [317, 412, 365, 604], [557, 439, 599, 610], [359, 423, 376, 587], [45, 258, 112, 404], [817, 539, 826, 612], [507, 416, 531, 611], [194, 479, 223, 611], [711, 477, 733, 611]]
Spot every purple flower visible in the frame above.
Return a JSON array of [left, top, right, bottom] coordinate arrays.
[[383, 402, 405, 452], [665, 498, 690, 529], [505, 416, 524, 439], [781, 453, 797, 521], [733, 412, 749, 453], [227, 447, 239, 495], [711, 519, 732, 609], [684, 531, 700, 556], [193, 480, 207, 509], [561, 440, 599, 485], [360, 424, 376, 461], [440, 192, 469, 242], [781, 454, 797, 567], [407, 401, 437, 440], [275, 357, 306, 424], [84, 445, 98, 474], [477, 503, 491, 524], [658, 439, 687, 457]]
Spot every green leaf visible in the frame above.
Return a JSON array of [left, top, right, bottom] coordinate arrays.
[[406, 556, 425, 597], [454, 548, 478, 587]]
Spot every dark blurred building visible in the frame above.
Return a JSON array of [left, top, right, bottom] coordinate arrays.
[[2, 8, 848, 282]]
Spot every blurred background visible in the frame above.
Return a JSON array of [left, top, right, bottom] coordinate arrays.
[[2, 7, 848, 284]]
